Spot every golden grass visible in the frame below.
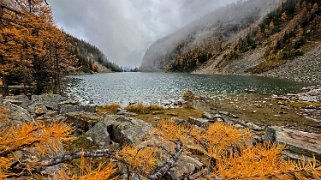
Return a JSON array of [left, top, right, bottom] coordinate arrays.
[[96, 104, 121, 115], [278, 100, 321, 108], [134, 107, 203, 124], [125, 104, 163, 114]]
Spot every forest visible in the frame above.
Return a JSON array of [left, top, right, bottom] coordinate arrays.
[[0, 0, 121, 96]]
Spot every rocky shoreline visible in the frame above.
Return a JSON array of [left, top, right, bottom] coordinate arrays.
[[0, 87, 320, 179]]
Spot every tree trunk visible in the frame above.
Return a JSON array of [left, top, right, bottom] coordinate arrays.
[[2, 76, 9, 96]]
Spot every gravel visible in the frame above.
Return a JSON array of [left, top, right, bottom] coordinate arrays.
[[265, 45, 321, 85]]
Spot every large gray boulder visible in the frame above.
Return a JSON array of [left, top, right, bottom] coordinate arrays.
[[1, 102, 34, 124], [31, 94, 66, 111], [188, 117, 215, 127], [167, 155, 203, 179], [87, 115, 152, 146], [86, 122, 111, 147], [4, 95, 30, 108], [65, 112, 101, 133], [265, 126, 321, 161], [59, 104, 96, 114]]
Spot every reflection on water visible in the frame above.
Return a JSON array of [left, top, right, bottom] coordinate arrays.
[[66, 72, 307, 105]]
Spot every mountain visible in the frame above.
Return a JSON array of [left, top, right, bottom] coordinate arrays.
[[67, 34, 123, 74], [141, 0, 321, 82]]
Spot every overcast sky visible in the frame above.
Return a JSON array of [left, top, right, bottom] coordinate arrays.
[[49, 0, 236, 68]]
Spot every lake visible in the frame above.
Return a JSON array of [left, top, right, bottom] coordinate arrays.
[[66, 72, 307, 106]]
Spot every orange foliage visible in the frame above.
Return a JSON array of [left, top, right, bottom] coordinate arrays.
[[0, 0, 76, 94], [116, 146, 159, 175], [0, 122, 72, 178], [155, 120, 321, 179], [97, 104, 121, 114]]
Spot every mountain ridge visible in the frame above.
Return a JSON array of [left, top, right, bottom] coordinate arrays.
[[141, 0, 321, 83]]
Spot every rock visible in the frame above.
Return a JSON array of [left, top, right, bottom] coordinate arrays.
[[86, 122, 111, 147], [88, 115, 152, 145], [4, 95, 30, 108], [244, 89, 256, 93], [264, 126, 321, 161], [65, 112, 101, 133], [58, 99, 78, 105], [298, 96, 319, 102], [167, 155, 203, 179], [59, 104, 96, 114], [202, 112, 214, 120], [188, 117, 214, 127], [1, 102, 34, 124], [31, 94, 66, 110], [116, 109, 137, 116], [138, 136, 203, 180], [233, 124, 245, 129], [245, 122, 264, 131], [182, 90, 194, 99], [225, 119, 263, 131], [171, 117, 185, 125], [35, 104, 48, 116], [218, 111, 229, 116], [151, 111, 162, 115], [36, 110, 59, 121]]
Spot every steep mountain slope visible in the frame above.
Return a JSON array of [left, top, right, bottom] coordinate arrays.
[[141, 0, 281, 71], [141, 0, 321, 83], [67, 35, 122, 74]]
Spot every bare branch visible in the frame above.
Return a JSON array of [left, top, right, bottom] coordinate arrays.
[[40, 148, 115, 167], [148, 142, 183, 180]]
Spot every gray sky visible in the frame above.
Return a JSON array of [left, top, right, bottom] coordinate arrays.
[[49, 0, 236, 67]]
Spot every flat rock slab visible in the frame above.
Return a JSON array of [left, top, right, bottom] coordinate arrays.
[[265, 126, 321, 161], [188, 117, 215, 127]]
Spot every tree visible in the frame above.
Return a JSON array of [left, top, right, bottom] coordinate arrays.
[[0, 0, 76, 95], [281, 11, 288, 22]]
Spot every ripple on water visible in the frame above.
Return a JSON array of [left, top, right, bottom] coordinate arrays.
[[66, 72, 308, 106]]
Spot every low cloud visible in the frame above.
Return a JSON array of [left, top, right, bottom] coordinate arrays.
[[49, 0, 236, 67]]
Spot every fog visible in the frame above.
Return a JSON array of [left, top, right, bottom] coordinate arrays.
[[48, 0, 237, 67]]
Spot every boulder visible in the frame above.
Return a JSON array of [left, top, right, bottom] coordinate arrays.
[[171, 117, 185, 125], [167, 155, 203, 179], [35, 104, 48, 116], [225, 119, 263, 131], [1, 102, 34, 124], [116, 109, 137, 116], [65, 112, 101, 133], [31, 94, 66, 110], [188, 117, 214, 127], [202, 112, 214, 120], [87, 115, 152, 145], [4, 95, 30, 108], [59, 104, 96, 114], [265, 126, 321, 161], [86, 122, 111, 147]]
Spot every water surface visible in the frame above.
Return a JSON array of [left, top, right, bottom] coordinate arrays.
[[66, 72, 307, 105]]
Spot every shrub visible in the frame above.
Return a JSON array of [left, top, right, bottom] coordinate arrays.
[[125, 104, 163, 114], [97, 104, 121, 114]]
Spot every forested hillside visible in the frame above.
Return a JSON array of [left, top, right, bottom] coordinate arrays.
[[141, 0, 321, 80], [0, 0, 121, 95], [67, 34, 122, 74]]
